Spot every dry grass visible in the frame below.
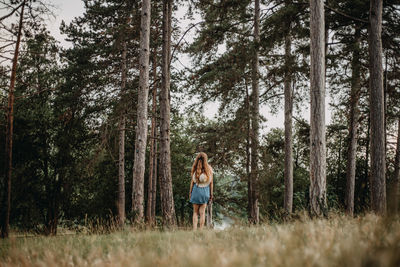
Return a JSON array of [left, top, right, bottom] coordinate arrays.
[[1, 214, 399, 267]]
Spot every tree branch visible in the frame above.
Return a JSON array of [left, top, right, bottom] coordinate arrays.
[[325, 4, 368, 24], [0, 2, 24, 22]]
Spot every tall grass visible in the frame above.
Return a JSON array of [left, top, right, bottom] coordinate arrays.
[[1, 214, 399, 266]]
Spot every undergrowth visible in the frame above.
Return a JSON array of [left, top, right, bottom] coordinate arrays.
[[0, 214, 399, 266]]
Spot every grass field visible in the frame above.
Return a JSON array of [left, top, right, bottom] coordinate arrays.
[[1, 214, 399, 267]]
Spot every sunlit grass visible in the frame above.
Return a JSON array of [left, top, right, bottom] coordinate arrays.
[[1, 214, 399, 266]]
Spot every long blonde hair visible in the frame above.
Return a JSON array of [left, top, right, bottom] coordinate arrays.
[[191, 152, 212, 184]]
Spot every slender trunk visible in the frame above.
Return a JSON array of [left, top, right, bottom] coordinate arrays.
[[384, 53, 388, 157], [44, 125, 57, 235], [117, 37, 128, 227], [118, 116, 126, 225], [324, 0, 329, 69], [337, 135, 342, 190], [159, 0, 176, 227], [309, 0, 327, 217], [249, 0, 260, 225], [132, 0, 151, 223], [180, 199, 185, 226], [1, 1, 25, 238], [245, 79, 252, 218], [345, 27, 361, 216], [49, 179, 61, 235], [43, 135, 50, 234], [206, 202, 213, 228], [388, 118, 400, 213], [365, 115, 371, 207], [368, 0, 386, 215], [283, 5, 293, 215], [47, 169, 62, 236], [151, 132, 158, 220], [146, 50, 158, 225]]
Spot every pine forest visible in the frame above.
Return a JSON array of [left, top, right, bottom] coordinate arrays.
[[0, 0, 400, 266]]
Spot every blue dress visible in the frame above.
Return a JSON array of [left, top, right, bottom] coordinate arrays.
[[190, 173, 211, 204], [190, 184, 210, 204]]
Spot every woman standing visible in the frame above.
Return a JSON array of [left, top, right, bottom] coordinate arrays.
[[189, 152, 213, 230]]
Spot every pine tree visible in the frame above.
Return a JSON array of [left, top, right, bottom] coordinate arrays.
[[132, 0, 152, 223], [159, 0, 176, 227], [345, 26, 361, 216], [283, 0, 293, 215], [117, 28, 128, 227], [146, 48, 158, 225], [59, 0, 141, 229], [309, 0, 327, 217], [368, 0, 386, 215], [249, 0, 260, 224], [1, 0, 26, 239]]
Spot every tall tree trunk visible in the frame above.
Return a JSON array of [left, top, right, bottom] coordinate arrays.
[[47, 166, 64, 236], [159, 0, 176, 227], [309, 0, 327, 217], [180, 199, 185, 226], [1, 0, 25, 239], [146, 49, 158, 225], [336, 135, 342, 192], [245, 79, 252, 219], [49, 178, 61, 235], [118, 116, 126, 226], [384, 53, 388, 158], [206, 202, 213, 228], [365, 115, 371, 207], [249, 0, 260, 225], [132, 0, 151, 223], [283, 3, 293, 215], [388, 118, 400, 213], [151, 132, 158, 220], [345, 27, 361, 216], [368, 0, 386, 215], [117, 39, 128, 227]]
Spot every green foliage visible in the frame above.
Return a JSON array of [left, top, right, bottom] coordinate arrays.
[[2, 0, 400, 234]]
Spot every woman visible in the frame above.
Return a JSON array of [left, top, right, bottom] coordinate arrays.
[[189, 152, 213, 230]]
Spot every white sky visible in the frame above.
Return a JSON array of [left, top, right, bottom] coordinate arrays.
[[46, 0, 85, 48], [6, 0, 333, 131]]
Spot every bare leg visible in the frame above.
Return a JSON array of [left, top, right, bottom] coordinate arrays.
[[199, 204, 207, 230], [192, 204, 199, 230]]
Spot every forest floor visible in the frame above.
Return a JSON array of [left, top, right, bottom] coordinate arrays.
[[0, 214, 399, 267]]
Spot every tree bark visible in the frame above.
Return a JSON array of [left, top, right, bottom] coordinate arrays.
[[132, 0, 151, 223], [345, 27, 361, 217], [368, 0, 386, 215], [48, 178, 61, 235], [249, 0, 260, 225], [206, 202, 213, 228], [117, 38, 128, 227], [388, 118, 400, 213], [245, 79, 252, 219], [309, 0, 327, 217], [1, 0, 25, 239], [283, 2, 293, 215], [159, 0, 176, 227], [365, 116, 370, 192], [146, 49, 158, 225], [152, 131, 158, 220], [365, 115, 371, 208]]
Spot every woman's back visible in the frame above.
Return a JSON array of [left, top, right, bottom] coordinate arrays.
[[193, 172, 212, 188]]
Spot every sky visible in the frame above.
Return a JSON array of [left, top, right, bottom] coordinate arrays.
[[46, 0, 85, 48], [43, 0, 332, 130]]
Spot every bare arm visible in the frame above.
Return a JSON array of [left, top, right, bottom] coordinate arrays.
[[209, 180, 213, 202], [189, 180, 194, 199]]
